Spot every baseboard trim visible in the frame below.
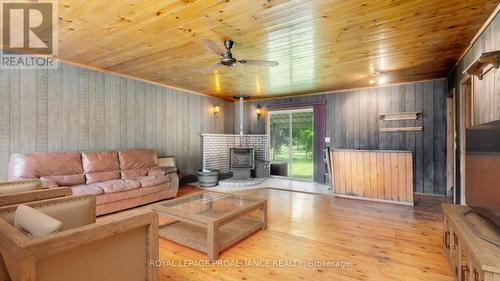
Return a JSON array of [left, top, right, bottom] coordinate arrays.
[[332, 193, 414, 206]]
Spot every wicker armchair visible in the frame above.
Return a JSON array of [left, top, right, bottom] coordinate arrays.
[[0, 195, 159, 281]]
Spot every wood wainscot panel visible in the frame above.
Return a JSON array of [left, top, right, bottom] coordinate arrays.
[[330, 149, 414, 205]]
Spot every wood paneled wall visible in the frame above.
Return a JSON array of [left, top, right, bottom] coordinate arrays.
[[236, 79, 447, 195], [447, 11, 500, 202], [331, 149, 414, 205], [449, 12, 500, 126], [0, 63, 234, 180]]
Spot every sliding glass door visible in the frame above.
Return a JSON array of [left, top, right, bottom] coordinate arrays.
[[268, 108, 314, 180]]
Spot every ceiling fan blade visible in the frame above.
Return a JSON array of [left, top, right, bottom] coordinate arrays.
[[239, 59, 279, 67], [201, 38, 225, 56]]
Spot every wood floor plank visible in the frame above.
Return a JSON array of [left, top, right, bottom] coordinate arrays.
[[158, 187, 454, 281]]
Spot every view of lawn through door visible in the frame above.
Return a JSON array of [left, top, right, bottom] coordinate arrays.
[[268, 109, 314, 180]]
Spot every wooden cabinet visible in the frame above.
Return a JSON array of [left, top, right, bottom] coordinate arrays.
[[330, 149, 414, 205], [442, 204, 500, 281], [468, 255, 485, 281]]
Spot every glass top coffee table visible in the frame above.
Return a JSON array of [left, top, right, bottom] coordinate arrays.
[[153, 191, 267, 260]]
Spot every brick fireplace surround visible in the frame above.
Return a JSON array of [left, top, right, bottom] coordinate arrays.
[[201, 134, 269, 173]]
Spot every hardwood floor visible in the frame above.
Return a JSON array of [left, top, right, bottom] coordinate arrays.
[[159, 186, 453, 281]]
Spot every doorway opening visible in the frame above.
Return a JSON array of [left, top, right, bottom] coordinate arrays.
[[268, 108, 314, 181]]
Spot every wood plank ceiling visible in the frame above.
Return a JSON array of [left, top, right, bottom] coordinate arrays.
[[55, 0, 498, 100]]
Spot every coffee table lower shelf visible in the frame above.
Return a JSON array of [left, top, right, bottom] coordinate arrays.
[[159, 216, 263, 260]]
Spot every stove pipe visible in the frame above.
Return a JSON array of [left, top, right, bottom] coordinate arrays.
[[239, 96, 244, 136], [234, 96, 248, 136]]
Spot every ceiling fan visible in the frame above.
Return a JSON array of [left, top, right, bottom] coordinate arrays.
[[201, 38, 279, 70]]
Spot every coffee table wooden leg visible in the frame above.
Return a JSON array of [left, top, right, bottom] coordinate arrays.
[[259, 203, 267, 230], [207, 222, 219, 261]]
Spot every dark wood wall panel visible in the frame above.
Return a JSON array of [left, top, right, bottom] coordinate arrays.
[[0, 62, 234, 180], [236, 79, 447, 195]]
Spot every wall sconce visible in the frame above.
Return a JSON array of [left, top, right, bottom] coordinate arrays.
[[213, 103, 220, 118], [256, 104, 262, 120]]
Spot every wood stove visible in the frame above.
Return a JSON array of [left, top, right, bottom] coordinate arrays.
[[230, 148, 254, 179], [230, 148, 255, 170]]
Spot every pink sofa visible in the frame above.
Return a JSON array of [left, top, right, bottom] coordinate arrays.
[[7, 149, 179, 215]]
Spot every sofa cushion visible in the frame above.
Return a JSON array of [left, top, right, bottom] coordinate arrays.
[[81, 151, 119, 172], [40, 178, 59, 189], [136, 174, 170, 187], [71, 184, 105, 196], [15, 205, 64, 238], [97, 180, 141, 194], [118, 149, 157, 169], [96, 183, 167, 205], [81, 151, 121, 184], [121, 168, 150, 180], [40, 174, 85, 187], [8, 152, 83, 180], [85, 170, 121, 185]]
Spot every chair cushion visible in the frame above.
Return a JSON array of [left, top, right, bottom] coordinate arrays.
[[71, 184, 105, 196], [0, 179, 41, 194], [97, 180, 141, 194], [8, 152, 83, 180], [81, 151, 121, 184], [135, 174, 170, 188], [36, 196, 95, 229], [14, 205, 63, 238], [40, 174, 85, 186]]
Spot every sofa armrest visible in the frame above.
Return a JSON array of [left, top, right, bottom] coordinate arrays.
[[149, 167, 178, 176], [161, 167, 178, 175], [0, 187, 72, 207]]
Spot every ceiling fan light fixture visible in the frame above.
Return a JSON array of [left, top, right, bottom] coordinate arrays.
[[201, 38, 279, 69]]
